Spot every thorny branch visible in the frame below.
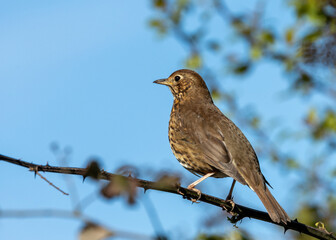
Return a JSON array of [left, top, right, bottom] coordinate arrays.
[[0, 154, 335, 240]]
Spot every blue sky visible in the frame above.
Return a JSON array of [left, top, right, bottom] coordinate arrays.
[[0, 1, 308, 240]]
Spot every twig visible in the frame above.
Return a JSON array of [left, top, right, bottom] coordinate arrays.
[[30, 166, 69, 195], [0, 154, 335, 240], [142, 194, 167, 239], [0, 209, 153, 240]]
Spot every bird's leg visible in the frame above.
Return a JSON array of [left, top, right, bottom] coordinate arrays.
[[222, 179, 236, 214], [186, 172, 215, 202], [187, 172, 215, 189], [225, 179, 236, 201]]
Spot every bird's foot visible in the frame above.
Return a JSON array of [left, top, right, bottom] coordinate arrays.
[[177, 187, 185, 196], [187, 185, 202, 203], [222, 199, 236, 214]]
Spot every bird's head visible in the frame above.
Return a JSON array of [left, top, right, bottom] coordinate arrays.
[[154, 69, 213, 102]]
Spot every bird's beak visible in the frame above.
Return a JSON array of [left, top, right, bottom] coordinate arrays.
[[153, 78, 170, 86]]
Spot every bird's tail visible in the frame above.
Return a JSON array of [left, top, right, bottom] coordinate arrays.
[[254, 186, 290, 224]]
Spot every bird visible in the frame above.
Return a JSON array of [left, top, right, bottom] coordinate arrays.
[[153, 69, 290, 224]]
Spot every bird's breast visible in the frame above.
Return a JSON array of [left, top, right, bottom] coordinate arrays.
[[168, 103, 220, 176]]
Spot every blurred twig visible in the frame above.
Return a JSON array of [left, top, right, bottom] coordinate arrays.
[[142, 194, 167, 240], [0, 209, 153, 240], [0, 154, 335, 240]]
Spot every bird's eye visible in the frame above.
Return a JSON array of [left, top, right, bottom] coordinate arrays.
[[174, 75, 181, 81]]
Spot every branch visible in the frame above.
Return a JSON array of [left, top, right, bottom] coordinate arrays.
[[0, 209, 152, 240], [0, 154, 335, 240]]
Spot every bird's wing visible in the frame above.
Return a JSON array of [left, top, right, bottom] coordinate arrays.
[[182, 104, 268, 188], [180, 106, 247, 184], [208, 106, 266, 189]]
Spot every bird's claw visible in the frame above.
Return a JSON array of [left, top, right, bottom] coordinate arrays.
[[222, 199, 236, 214], [177, 187, 201, 202], [226, 194, 234, 201], [177, 187, 185, 197], [187, 186, 202, 203]]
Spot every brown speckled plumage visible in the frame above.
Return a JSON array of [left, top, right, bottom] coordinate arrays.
[[154, 69, 290, 224]]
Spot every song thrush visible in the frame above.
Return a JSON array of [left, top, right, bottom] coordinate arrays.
[[154, 69, 290, 224]]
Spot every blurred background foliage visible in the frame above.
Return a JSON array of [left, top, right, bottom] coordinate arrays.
[[2, 1, 335, 239], [148, 0, 336, 239]]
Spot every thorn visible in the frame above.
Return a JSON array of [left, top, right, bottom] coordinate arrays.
[[46, 162, 50, 166], [30, 167, 38, 178], [143, 187, 148, 193], [82, 176, 86, 182], [284, 226, 289, 234]]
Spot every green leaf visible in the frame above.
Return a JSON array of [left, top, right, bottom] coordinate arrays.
[[185, 53, 202, 69], [315, 221, 328, 231], [285, 28, 295, 44], [260, 31, 275, 45], [296, 204, 318, 225], [284, 58, 295, 71], [195, 230, 253, 240], [231, 18, 251, 36], [232, 62, 250, 74], [148, 19, 167, 34], [152, 0, 166, 9], [250, 117, 260, 128], [312, 110, 336, 139], [195, 233, 226, 240], [211, 89, 221, 100], [286, 158, 300, 169], [170, 0, 190, 24], [250, 46, 262, 60], [306, 108, 317, 125], [302, 29, 323, 43], [324, 110, 336, 132], [294, 72, 313, 92]]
